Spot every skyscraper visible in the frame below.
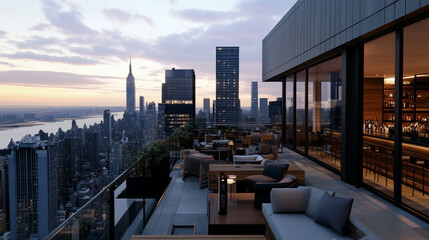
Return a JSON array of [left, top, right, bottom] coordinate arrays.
[[251, 81, 258, 122], [85, 132, 99, 173], [269, 97, 282, 125], [145, 102, 158, 144], [8, 136, 58, 240], [103, 109, 111, 145], [203, 98, 210, 124], [259, 98, 268, 124], [126, 59, 136, 114], [139, 96, 145, 128], [215, 46, 239, 126], [162, 68, 195, 136], [139, 96, 144, 116]]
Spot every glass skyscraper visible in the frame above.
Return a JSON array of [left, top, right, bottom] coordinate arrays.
[[215, 47, 239, 126], [162, 68, 195, 136], [251, 81, 258, 121]]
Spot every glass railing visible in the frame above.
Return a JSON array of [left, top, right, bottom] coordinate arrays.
[[44, 160, 157, 240]]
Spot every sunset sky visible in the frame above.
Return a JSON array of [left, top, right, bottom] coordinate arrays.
[[0, 0, 296, 108]]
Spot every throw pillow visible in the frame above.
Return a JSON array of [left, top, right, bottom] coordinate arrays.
[[263, 162, 289, 181], [271, 187, 311, 213], [304, 187, 335, 219], [315, 192, 354, 235], [258, 143, 272, 154]]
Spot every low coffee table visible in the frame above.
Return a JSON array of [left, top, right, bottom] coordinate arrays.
[[207, 193, 265, 235]]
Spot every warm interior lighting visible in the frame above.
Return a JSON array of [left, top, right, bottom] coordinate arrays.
[[383, 75, 415, 85]]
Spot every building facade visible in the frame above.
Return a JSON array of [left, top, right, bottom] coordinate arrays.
[[251, 81, 259, 122], [269, 97, 282, 125], [126, 60, 136, 114], [263, 0, 429, 222], [8, 137, 58, 240], [162, 69, 196, 136], [215, 47, 240, 127], [259, 98, 268, 124], [203, 98, 210, 125]]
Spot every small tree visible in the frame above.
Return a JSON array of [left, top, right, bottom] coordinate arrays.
[[135, 141, 170, 178]]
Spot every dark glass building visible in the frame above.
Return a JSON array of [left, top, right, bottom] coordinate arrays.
[[269, 97, 282, 125], [216, 47, 239, 127], [162, 68, 195, 136], [263, 0, 429, 222], [251, 81, 258, 121]]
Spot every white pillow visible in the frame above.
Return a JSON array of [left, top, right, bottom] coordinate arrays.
[[270, 187, 311, 213]]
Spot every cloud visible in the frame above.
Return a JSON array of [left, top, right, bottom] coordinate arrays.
[[103, 8, 131, 23], [0, 30, 6, 37], [0, 61, 16, 67], [103, 8, 153, 25], [12, 36, 63, 49], [134, 13, 153, 25], [30, 23, 52, 31], [42, 0, 96, 36], [172, 9, 234, 23], [0, 51, 99, 65], [0, 70, 119, 90]]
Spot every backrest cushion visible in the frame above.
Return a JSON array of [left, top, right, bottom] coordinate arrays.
[[315, 192, 354, 235], [303, 187, 335, 219], [263, 162, 289, 181], [271, 187, 311, 213], [258, 143, 272, 154]]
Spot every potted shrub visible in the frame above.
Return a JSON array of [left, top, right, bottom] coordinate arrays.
[[126, 141, 171, 196]]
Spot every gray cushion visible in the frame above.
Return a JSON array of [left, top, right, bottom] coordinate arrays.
[[263, 162, 289, 181], [303, 187, 335, 219], [271, 187, 311, 213], [316, 192, 354, 235]]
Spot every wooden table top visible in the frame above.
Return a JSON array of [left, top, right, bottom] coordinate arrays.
[[207, 193, 263, 225]]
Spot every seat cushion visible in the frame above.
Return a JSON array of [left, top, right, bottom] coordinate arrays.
[[262, 204, 352, 240], [244, 175, 277, 192], [316, 192, 354, 235], [263, 162, 289, 181]]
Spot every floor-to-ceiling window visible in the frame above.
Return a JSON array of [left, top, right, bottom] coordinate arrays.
[[402, 18, 429, 218], [362, 18, 429, 218], [296, 70, 306, 153], [363, 32, 395, 199], [285, 74, 294, 147], [307, 57, 342, 171]]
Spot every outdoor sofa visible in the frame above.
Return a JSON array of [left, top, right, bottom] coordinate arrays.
[[262, 186, 377, 240]]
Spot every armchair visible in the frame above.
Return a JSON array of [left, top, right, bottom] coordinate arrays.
[[256, 143, 279, 161], [244, 162, 295, 208], [254, 174, 297, 208]]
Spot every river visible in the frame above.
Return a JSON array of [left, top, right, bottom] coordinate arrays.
[[0, 112, 123, 148]]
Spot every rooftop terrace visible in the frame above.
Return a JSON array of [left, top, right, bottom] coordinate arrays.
[[134, 148, 429, 239]]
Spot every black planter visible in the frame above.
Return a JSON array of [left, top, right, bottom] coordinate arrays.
[[125, 175, 171, 198]]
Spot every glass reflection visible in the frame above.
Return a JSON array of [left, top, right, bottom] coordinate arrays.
[[307, 56, 342, 170], [296, 70, 306, 153], [285, 74, 294, 147]]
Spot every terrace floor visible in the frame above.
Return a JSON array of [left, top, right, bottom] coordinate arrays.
[[139, 148, 429, 239]]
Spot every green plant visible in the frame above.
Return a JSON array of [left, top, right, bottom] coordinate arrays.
[[170, 119, 200, 149], [135, 141, 170, 177]]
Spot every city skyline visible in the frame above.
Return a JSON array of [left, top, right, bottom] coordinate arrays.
[[0, 0, 296, 108]]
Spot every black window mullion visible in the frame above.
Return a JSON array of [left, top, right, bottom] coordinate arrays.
[[394, 28, 404, 205]]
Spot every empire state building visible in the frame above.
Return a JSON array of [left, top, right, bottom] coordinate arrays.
[[126, 59, 136, 113]]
